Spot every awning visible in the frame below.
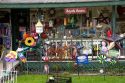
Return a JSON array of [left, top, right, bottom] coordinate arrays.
[[0, 1, 125, 8]]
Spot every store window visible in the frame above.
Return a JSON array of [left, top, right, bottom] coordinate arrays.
[[27, 7, 116, 61], [15, 7, 124, 61]]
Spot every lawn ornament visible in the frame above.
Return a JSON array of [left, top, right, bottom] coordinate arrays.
[[43, 64, 49, 74], [16, 47, 29, 63]]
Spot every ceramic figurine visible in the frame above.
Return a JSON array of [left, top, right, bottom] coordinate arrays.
[[101, 41, 108, 55]]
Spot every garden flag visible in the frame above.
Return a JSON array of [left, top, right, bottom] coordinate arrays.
[[76, 55, 88, 64]]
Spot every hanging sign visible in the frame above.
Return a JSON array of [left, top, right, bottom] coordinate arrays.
[[64, 8, 87, 14]]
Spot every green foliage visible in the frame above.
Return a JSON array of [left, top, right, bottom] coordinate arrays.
[[51, 64, 61, 72]]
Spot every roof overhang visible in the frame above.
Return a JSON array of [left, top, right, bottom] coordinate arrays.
[[0, 1, 125, 8]]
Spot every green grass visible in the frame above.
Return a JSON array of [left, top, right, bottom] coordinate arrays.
[[17, 74, 125, 83]]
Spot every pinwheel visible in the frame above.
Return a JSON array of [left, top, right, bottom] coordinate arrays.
[[18, 53, 27, 63]]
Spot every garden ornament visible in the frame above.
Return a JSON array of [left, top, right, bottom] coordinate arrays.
[[99, 69, 104, 74], [43, 64, 49, 74]]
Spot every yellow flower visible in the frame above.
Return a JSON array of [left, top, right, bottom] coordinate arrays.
[[24, 37, 35, 46]]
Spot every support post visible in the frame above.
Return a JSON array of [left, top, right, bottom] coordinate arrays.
[[112, 5, 117, 34]]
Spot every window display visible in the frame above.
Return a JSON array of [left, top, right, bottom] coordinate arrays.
[[14, 7, 124, 61], [27, 7, 112, 61]]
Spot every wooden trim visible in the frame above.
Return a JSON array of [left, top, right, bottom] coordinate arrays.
[[0, 1, 125, 8]]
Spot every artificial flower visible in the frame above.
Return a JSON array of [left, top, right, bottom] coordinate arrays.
[[23, 32, 30, 39], [24, 37, 35, 46]]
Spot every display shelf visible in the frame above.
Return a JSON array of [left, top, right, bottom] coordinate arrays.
[[49, 38, 102, 41]]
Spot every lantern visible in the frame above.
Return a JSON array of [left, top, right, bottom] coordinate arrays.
[[35, 19, 43, 35]]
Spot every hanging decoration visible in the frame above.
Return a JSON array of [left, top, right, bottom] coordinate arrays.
[[48, 8, 56, 17], [35, 19, 43, 35], [97, 13, 110, 24], [49, 20, 54, 27]]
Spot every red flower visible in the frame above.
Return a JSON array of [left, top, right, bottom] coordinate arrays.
[[23, 32, 30, 39]]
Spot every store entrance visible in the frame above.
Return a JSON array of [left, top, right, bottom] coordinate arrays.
[[11, 9, 30, 50]]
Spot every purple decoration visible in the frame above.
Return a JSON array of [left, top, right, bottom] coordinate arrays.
[[5, 37, 11, 49], [5, 57, 16, 62]]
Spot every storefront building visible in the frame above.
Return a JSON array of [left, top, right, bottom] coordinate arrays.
[[0, 0, 125, 61]]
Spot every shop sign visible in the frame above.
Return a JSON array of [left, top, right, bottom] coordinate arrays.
[[64, 8, 87, 14]]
